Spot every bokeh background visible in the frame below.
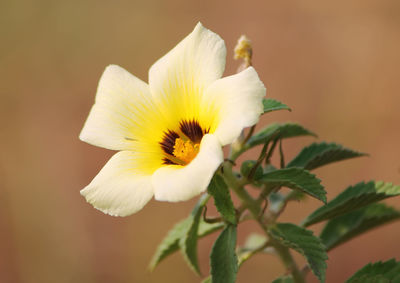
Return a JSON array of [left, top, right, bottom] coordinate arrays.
[[1, 0, 400, 282]]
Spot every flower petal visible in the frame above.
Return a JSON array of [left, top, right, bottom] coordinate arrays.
[[152, 134, 223, 202], [202, 67, 266, 146], [81, 151, 154, 216], [148, 22, 226, 128], [80, 65, 162, 151]]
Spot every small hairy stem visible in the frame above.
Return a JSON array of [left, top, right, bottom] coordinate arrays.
[[271, 190, 303, 220], [274, 201, 288, 219], [270, 239, 306, 283], [242, 125, 255, 145], [222, 163, 260, 218], [239, 240, 271, 267], [279, 139, 285, 168], [198, 193, 212, 206], [260, 198, 269, 216], [202, 206, 223, 224], [265, 138, 279, 165], [236, 203, 248, 221], [247, 142, 269, 181], [260, 184, 278, 200], [222, 162, 305, 283]]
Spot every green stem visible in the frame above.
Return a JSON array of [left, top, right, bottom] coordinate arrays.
[[271, 240, 305, 283], [229, 144, 249, 161], [242, 125, 256, 145], [198, 192, 212, 207], [221, 162, 305, 283], [265, 138, 279, 165], [239, 241, 271, 267], [222, 162, 259, 217], [247, 142, 269, 181]]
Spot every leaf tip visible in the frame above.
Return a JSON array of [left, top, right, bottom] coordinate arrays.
[[147, 258, 157, 272]]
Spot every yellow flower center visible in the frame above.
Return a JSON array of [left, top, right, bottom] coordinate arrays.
[[159, 120, 208, 166], [172, 138, 200, 165]]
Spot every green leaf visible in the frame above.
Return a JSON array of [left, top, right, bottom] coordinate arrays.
[[207, 175, 237, 224], [149, 219, 224, 271], [240, 160, 263, 180], [263, 98, 291, 114], [272, 276, 294, 283], [320, 203, 400, 251], [259, 168, 326, 203], [247, 122, 316, 148], [243, 233, 268, 251], [265, 164, 277, 173], [198, 221, 225, 237], [210, 225, 238, 283], [201, 276, 211, 283], [179, 194, 210, 274], [149, 218, 190, 271], [303, 181, 400, 227], [237, 233, 268, 267], [287, 142, 366, 170], [269, 223, 328, 283], [345, 259, 400, 283]]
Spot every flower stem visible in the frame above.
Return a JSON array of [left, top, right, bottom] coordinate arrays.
[[271, 241, 305, 283], [221, 162, 305, 283]]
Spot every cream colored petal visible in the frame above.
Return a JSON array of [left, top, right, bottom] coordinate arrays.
[[80, 65, 162, 151], [152, 134, 223, 202], [81, 151, 154, 217], [202, 67, 266, 146], [148, 22, 226, 128]]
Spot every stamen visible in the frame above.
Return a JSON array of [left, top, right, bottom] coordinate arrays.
[[160, 119, 208, 166], [162, 153, 187, 166], [172, 138, 199, 164]]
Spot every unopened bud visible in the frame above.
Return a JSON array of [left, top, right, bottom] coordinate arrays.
[[234, 35, 253, 71]]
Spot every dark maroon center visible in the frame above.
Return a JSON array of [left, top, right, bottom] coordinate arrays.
[[159, 119, 209, 165]]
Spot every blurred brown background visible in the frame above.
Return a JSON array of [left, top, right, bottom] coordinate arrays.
[[1, 0, 399, 282]]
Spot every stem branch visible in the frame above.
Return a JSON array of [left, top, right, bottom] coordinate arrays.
[[221, 162, 305, 283]]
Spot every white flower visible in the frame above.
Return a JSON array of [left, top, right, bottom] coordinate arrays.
[[80, 23, 266, 216]]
